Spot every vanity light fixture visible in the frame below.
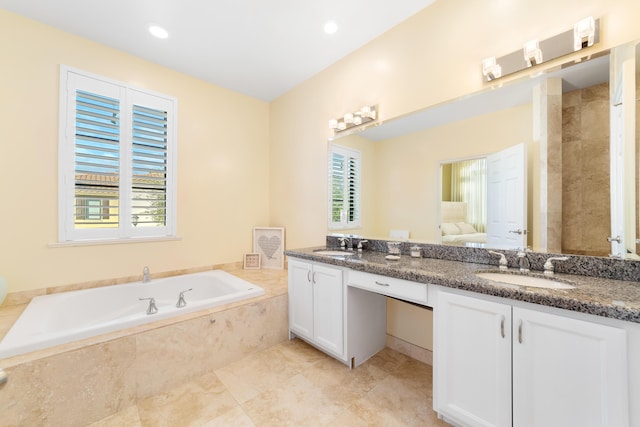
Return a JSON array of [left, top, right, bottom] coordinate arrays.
[[481, 16, 599, 82], [574, 16, 595, 51], [523, 39, 543, 67], [329, 105, 378, 133], [482, 57, 502, 81]]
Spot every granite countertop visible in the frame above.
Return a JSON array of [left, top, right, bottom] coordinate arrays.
[[285, 247, 640, 323]]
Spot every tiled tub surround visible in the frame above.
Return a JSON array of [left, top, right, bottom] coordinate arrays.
[[0, 265, 288, 426], [285, 237, 640, 323]]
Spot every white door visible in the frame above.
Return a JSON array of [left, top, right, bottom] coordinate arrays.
[[434, 291, 512, 427], [512, 307, 628, 427], [609, 44, 638, 259], [312, 264, 344, 356], [486, 143, 527, 249], [288, 259, 314, 339]]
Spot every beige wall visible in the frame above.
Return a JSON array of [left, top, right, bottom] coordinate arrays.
[[0, 10, 270, 292]]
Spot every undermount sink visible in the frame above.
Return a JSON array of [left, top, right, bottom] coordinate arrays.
[[476, 272, 576, 290], [313, 250, 355, 257]]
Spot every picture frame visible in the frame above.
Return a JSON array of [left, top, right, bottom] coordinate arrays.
[[252, 227, 285, 269], [243, 253, 261, 270]]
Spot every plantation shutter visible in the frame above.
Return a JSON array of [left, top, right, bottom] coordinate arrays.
[[60, 66, 177, 242], [131, 104, 168, 227], [347, 155, 360, 223], [328, 144, 361, 228], [330, 151, 346, 223], [74, 90, 120, 228]]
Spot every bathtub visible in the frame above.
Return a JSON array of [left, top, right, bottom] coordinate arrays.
[[0, 270, 264, 359]]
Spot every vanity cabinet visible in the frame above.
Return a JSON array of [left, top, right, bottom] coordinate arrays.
[[434, 290, 628, 427], [288, 259, 345, 359]]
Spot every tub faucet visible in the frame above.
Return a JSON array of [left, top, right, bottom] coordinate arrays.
[[142, 266, 150, 283], [139, 297, 158, 315], [176, 288, 193, 308]]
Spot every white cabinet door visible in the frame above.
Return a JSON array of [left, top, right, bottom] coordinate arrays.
[[435, 291, 512, 427], [312, 263, 344, 356], [288, 259, 345, 360], [288, 259, 314, 339], [512, 307, 628, 427]]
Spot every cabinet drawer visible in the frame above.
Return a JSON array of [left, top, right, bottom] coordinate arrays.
[[348, 270, 428, 305]]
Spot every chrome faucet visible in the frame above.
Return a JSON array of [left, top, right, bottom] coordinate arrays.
[[176, 288, 193, 308], [488, 251, 508, 270], [517, 250, 530, 273], [543, 257, 569, 276], [338, 237, 353, 251], [139, 297, 158, 315], [142, 266, 150, 283], [357, 239, 369, 251]]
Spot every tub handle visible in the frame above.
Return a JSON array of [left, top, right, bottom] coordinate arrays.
[[176, 288, 193, 308], [0, 368, 7, 385], [139, 297, 158, 315]]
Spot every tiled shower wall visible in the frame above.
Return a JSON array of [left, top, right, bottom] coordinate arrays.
[[562, 81, 611, 257]]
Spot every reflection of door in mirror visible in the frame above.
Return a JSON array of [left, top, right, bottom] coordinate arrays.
[[486, 143, 527, 249]]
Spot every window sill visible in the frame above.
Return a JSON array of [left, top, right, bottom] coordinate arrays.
[[48, 235, 182, 248]]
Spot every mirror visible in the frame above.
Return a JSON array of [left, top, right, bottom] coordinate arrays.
[[329, 39, 639, 258]]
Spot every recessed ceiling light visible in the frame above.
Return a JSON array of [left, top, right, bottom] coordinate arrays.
[[324, 20, 338, 35], [148, 24, 169, 39]]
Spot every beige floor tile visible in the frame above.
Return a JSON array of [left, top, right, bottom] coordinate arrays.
[[203, 406, 256, 427], [137, 372, 239, 427], [242, 373, 345, 426], [87, 405, 142, 427], [89, 339, 448, 427]]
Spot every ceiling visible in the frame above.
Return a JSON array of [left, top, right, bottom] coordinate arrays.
[[0, 0, 436, 101]]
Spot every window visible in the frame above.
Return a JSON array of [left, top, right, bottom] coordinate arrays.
[[59, 66, 177, 242], [328, 144, 361, 229]]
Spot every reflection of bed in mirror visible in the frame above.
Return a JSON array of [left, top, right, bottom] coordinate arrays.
[[440, 202, 487, 244]]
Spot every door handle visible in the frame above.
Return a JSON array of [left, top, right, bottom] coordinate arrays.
[[312, 271, 317, 284], [307, 270, 311, 283], [509, 229, 527, 235], [500, 316, 505, 338]]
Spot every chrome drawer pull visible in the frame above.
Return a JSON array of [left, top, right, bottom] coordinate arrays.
[[500, 316, 505, 338], [375, 281, 390, 287]]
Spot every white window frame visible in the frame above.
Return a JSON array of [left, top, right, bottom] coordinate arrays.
[[328, 143, 362, 229], [58, 65, 178, 243]]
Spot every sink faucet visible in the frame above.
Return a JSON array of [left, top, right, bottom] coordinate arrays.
[[142, 266, 150, 283], [543, 257, 569, 276], [517, 250, 530, 273], [488, 251, 508, 270], [338, 237, 353, 251], [357, 239, 369, 252]]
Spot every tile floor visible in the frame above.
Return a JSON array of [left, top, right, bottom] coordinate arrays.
[[90, 338, 449, 426]]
